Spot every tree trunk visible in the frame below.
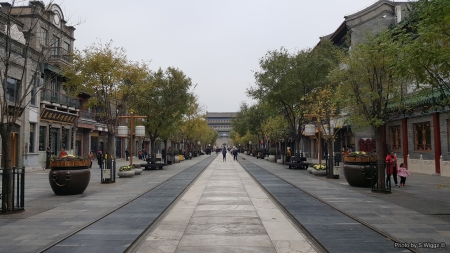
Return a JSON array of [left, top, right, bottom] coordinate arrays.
[[150, 137, 155, 158], [375, 125, 385, 192], [1, 124, 13, 212], [106, 133, 115, 170]]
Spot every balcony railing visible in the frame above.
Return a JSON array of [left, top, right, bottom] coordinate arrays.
[[48, 47, 71, 66], [79, 110, 95, 121], [40, 88, 79, 109]]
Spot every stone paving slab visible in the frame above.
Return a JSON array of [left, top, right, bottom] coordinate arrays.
[[135, 155, 319, 253]]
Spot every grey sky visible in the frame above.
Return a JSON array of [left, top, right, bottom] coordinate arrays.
[[60, 0, 379, 112]]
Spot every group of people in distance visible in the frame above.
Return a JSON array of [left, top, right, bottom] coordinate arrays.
[[221, 147, 238, 162]]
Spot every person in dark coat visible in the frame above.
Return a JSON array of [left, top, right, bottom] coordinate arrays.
[[222, 148, 227, 162], [125, 148, 129, 161], [232, 148, 238, 161], [385, 152, 398, 187]]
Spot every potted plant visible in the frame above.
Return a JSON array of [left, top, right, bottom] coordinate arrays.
[[268, 148, 276, 162], [307, 164, 314, 174], [133, 164, 143, 175], [312, 164, 326, 176], [343, 151, 376, 187], [118, 165, 135, 178], [49, 154, 91, 195]]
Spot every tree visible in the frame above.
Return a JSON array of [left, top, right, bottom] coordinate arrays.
[[249, 42, 340, 156], [0, 1, 57, 212], [330, 32, 404, 191], [129, 67, 195, 158], [63, 41, 147, 168], [395, 0, 450, 104]]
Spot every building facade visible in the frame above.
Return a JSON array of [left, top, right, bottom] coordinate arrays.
[[322, 0, 450, 177], [206, 112, 236, 148]]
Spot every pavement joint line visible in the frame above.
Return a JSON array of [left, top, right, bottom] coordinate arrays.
[[237, 158, 328, 253], [125, 156, 216, 253], [37, 155, 216, 253], [239, 155, 420, 253]]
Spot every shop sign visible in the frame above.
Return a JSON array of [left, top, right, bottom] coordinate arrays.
[[40, 108, 77, 124]]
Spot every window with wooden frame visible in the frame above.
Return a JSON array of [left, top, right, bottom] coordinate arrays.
[[414, 122, 432, 151], [390, 125, 401, 151]]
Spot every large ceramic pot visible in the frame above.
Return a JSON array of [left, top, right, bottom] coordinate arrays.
[[307, 167, 314, 174], [174, 155, 180, 163], [343, 164, 372, 187], [49, 159, 91, 195], [277, 155, 285, 164]]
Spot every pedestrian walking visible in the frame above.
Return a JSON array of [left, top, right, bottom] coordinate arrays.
[[88, 150, 95, 168], [97, 150, 103, 169], [385, 152, 398, 187], [397, 163, 411, 187], [232, 148, 238, 161], [138, 150, 142, 160], [222, 148, 227, 162], [125, 148, 129, 161], [286, 147, 291, 162]]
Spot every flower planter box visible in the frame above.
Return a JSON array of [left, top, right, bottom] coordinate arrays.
[[344, 156, 376, 163], [50, 159, 91, 168]]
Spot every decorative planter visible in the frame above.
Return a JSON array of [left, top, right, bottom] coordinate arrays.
[[174, 155, 180, 163], [277, 155, 285, 164], [118, 170, 135, 178], [344, 156, 376, 163], [264, 156, 269, 161], [307, 167, 314, 174], [343, 164, 371, 187], [268, 155, 276, 162], [343, 155, 375, 187], [134, 168, 143, 175], [312, 169, 326, 176], [49, 159, 91, 195]]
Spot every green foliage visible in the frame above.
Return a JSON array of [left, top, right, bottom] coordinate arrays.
[[330, 32, 403, 130], [128, 67, 195, 147], [119, 165, 134, 171], [394, 0, 450, 105]]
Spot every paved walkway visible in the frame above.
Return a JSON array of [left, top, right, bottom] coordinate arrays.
[[0, 155, 214, 253], [134, 154, 318, 253], [242, 154, 450, 253], [1, 153, 450, 253]]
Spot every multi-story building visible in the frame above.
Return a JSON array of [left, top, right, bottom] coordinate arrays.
[[0, 1, 101, 170], [206, 112, 236, 148], [319, 0, 450, 177]]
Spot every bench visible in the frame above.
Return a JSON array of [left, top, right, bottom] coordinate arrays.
[[141, 158, 167, 170], [285, 157, 311, 169], [256, 152, 265, 159]]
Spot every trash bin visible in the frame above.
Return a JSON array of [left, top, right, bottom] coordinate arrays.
[[333, 166, 341, 179]]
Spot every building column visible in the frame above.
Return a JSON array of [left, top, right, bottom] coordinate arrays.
[[402, 118, 408, 168], [433, 112, 441, 174]]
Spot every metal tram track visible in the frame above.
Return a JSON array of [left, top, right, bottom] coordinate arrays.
[[238, 157, 419, 253], [37, 155, 216, 253]]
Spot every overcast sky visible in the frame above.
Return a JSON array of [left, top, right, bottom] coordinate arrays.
[[59, 0, 380, 113]]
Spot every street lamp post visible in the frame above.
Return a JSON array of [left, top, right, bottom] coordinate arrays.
[[118, 112, 146, 166]]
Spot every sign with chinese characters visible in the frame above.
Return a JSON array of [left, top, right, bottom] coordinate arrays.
[[103, 169, 110, 178], [40, 108, 78, 124]]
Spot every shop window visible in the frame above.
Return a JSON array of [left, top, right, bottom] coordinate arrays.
[[390, 125, 401, 151], [39, 126, 46, 151], [414, 122, 432, 151]]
